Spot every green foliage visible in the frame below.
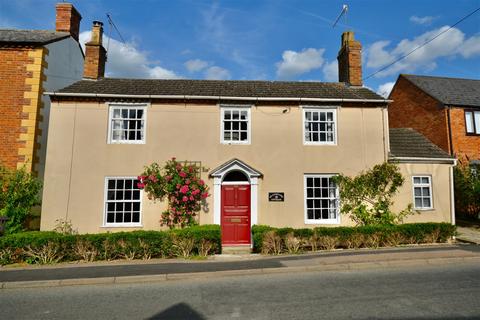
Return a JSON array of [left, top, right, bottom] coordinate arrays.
[[138, 158, 210, 228], [252, 223, 456, 254], [0, 225, 221, 265], [0, 166, 42, 234], [333, 162, 415, 226], [454, 161, 480, 219]]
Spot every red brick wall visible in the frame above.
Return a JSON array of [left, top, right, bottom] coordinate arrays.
[[0, 48, 31, 169], [388, 76, 451, 153], [449, 107, 480, 159]]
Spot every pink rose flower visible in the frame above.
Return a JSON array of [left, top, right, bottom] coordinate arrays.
[[137, 182, 145, 189], [201, 192, 209, 199], [185, 179, 190, 185], [180, 185, 189, 194], [199, 180, 205, 186], [182, 196, 188, 202], [189, 196, 194, 201], [176, 184, 181, 189], [179, 171, 187, 178]]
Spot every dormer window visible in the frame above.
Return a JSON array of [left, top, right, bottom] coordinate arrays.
[[108, 104, 147, 144], [303, 107, 337, 145], [220, 106, 251, 144]]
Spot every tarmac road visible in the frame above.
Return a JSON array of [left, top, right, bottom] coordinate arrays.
[[1, 260, 479, 320]]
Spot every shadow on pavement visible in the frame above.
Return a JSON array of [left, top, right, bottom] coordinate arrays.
[[146, 303, 205, 320]]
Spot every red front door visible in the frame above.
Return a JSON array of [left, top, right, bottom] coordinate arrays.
[[221, 185, 251, 245]]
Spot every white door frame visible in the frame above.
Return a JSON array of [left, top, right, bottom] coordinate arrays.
[[210, 159, 262, 227]]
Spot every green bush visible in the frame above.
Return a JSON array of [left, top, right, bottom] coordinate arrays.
[[0, 225, 221, 265], [0, 166, 42, 234], [252, 223, 456, 254], [454, 162, 480, 219]]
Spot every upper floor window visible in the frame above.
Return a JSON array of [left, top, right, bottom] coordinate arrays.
[[221, 106, 251, 144], [108, 104, 147, 144], [303, 108, 337, 145], [412, 176, 433, 210], [304, 174, 340, 224], [465, 110, 480, 135]]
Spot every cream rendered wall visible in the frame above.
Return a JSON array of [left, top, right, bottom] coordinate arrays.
[[42, 100, 449, 233], [391, 162, 453, 224], [38, 38, 84, 179]]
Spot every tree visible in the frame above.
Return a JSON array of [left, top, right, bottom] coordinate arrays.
[[0, 166, 42, 234], [333, 162, 415, 226], [454, 161, 480, 219]]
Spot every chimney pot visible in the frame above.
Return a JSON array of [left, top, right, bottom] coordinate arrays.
[[337, 31, 363, 87], [55, 3, 82, 41]]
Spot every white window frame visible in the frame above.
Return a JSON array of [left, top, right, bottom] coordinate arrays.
[[103, 176, 143, 227], [412, 175, 433, 210], [302, 107, 338, 145], [220, 105, 251, 145], [107, 103, 148, 144], [304, 174, 340, 224], [465, 110, 480, 135]]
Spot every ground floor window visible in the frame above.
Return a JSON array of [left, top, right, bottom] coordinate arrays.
[[104, 177, 142, 226], [412, 176, 433, 210], [304, 174, 339, 224]]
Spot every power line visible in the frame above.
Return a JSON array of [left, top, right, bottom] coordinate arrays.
[[364, 6, 480, 80], [106, 13, 126, 45]]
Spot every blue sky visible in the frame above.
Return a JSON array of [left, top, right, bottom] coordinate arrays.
[[1, 0, 479, 96]]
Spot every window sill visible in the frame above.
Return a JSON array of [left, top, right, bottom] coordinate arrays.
[[303, 142, 337, 146], [414, 208, 434, 211], [221, 141, 251, 145], [108, 141, 146, 145], [304, 219, 340, 225], [101, 224, 143, 228]]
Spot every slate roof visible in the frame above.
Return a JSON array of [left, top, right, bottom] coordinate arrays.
[[402, 74, 480, 108], [0, 29, 70, 45], [389, 128, 453, 159], [54, 78, 386, 101]]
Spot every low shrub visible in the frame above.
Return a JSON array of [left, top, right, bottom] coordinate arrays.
[[0, 225, 221, 265], [252, 223, 456, 254]]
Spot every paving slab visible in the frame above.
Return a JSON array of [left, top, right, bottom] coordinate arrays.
[[457, 226, 480, 244]]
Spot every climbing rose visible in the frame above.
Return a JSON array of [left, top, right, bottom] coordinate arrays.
[[180, 185, 189, 194]]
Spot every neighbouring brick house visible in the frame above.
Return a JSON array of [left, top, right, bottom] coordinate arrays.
[[388, 74, 480, 163], [42, 28, 455, 249], [0, 3, 84, 178]]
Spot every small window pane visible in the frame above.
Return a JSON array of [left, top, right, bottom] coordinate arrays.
[[132, 212, 140, 222], [465, 112, 474, 133], [415, 198, 422, 208], [421, 177, 429, 184], [414, 188, 421, 197], [413, 177, 421, 184], [107, 212, 115, 223], [475, 112, 480, 134], [423, 198, 431, 208]]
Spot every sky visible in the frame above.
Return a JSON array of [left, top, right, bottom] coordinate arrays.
[[1, 0, 479, 97]]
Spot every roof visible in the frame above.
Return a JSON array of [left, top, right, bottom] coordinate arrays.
[[402, 74, 480, 108], [0, 29, 70, 46], [52, 78, 386, 101], [389, 128, 453, 159]]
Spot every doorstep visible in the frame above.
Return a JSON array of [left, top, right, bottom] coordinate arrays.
[[221, 245, 252, 255]]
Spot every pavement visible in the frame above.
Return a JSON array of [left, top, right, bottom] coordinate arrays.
[[456, 226, 480, 244], [1, 243, 480, 289]]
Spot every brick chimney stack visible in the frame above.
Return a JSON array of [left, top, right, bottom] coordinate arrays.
[[337, 31, 363, 87], [55, 3, 82, 41], [83, 21, 107, 80]]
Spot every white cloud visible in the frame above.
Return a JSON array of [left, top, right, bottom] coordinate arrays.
[[459, 35, 480, 58], [204, 66, 231, 80], [322, 60, 338, 82], [79, 31, 180, 79], [377, 82, 395, 98], [410, 15, 437, 25], [276, 48, 325, 79], [184, 59, 209, 73], [365, 26, 480, 77]]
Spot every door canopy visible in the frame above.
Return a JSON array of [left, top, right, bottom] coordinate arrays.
[[209, 158, 262, 181]]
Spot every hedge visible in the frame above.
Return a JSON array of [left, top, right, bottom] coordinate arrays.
[[252, 223, 456, 253], [0, 225, 221, 265]]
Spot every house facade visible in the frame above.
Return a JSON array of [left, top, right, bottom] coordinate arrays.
[[389, 74, 480, 163], [41, 29, 455, 247], [0, 3, 84, 178]]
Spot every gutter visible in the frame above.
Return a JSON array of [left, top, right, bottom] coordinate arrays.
[[388, 156, 457, 165], [44, 92, 392, 104], [449, 160, 457, 228]]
